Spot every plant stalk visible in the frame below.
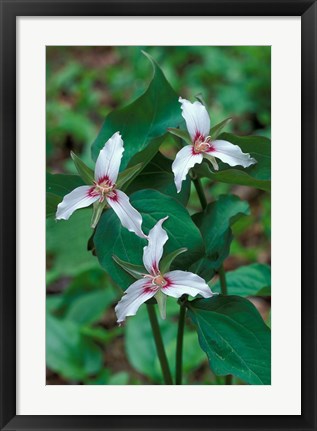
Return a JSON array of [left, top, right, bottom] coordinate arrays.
[[146, 303, 173, 385], [175, 303, 186, 385], [218, 264, 228, 296], [193, 177, 207, 210]]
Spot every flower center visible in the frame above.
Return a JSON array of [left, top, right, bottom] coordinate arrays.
[[152, 274, 167, 287], [193, 136, 212, 153], [94, 178, 116, 202]]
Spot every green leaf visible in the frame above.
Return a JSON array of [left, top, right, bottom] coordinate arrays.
[[126, 152, 190, 206], [94, 190, 204, 290], [112, 255, 145, 280], [70, 151, 94, 184], [88, 370, 130, 385], [108, 372, 130, 385], [65, 288, 117, 326], [46, 173, 84, 218], [47, 172, 84, 197], [167, 127, 192, 145], [46, 314, 103, 381], [116, 162, 144, 190], [81, 326, 122, 344], [212, 263, 271, 296], [210, 117, 232, 139], [46, 193, 62, 218], [194, 133, 271, 191], [160, 248, 188, 274], [47, 209, 98, 278], [191, 195, 250, 280], [58, 268, 109, 307], [91, 53, 182, 170], [187, 295, 271, 385]]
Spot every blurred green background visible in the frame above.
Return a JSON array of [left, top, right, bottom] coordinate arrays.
[[46, 46, 271, 385]]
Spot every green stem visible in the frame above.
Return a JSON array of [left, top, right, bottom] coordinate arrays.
[[146, 304, 173, 385], [218, 264, 228, 296], [193, 178, 207, 210], [175, 303, 186, 385]]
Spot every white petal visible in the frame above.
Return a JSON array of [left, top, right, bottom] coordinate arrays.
[[210, 140, 257, 168], [56, 186, 99, 220], [94, 131, 124, 184], [163, 270, 213, 299], [179, 97, 210, 141], [172, 145, 203, 193], [106, 189, 146, 238], [115, 278, 157, 323], [143, 217, 168, 275]]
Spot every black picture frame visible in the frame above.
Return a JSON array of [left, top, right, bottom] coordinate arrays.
[[1, 1, 316, 430]]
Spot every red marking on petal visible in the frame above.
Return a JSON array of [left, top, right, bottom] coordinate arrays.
[[97, 175, 112, 186], [206, 145, 215, 153], [193, 131, 205, 142], [191, 145, 200, 155], [143, 283, 157, 294], [151, 262, 159, 275], [87, 187, 100, 198], [107, 190, 119, 202], [161, 277, 172, 289]]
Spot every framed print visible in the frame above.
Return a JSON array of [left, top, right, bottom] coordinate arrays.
[[0, 1, 316, 430]]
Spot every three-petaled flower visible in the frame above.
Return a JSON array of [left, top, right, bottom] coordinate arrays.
[[56, 132, 146, 238], [115, 217, 213, 323], [172, 97, 257, 192]]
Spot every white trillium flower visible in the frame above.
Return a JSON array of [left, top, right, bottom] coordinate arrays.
[[56, 132, 146, 238], [115, 217, 213, 323], [172, 97, 257, 192]]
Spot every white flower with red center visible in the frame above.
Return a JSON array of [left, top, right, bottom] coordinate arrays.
[[56, 132, 146, 238], [172, 97, 257, 192], [115, 217, 213, 323]]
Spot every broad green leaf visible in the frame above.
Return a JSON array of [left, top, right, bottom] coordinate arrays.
[[116, 162, 144, 190], [187, 295, 271, 385], [47, 209, 98, 278], [212, 263, 271, 296], [126, 152, 190, 206], [167, 127, 191, 145], [88, 370, 130, 385], [65, 288, 117, 326], [112, 255, 145, 280], [70, 151, 94, 184], [46, 295, 64, 313], [160, 247, 188, 274], [94, 190, 204, 290], [47, 172, 84, 197], [91, 53, 182, 170], [108, 372, 130, 385], [194, 133, 271, 191], [46, 173, 84, 218], [58, 268, 110, 307], [81, 326, 122, 344], [46, 193, 62, 218], [210, 117, 232, 139], [191, 195, 250, 280], [46, 314, 103, 381]]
